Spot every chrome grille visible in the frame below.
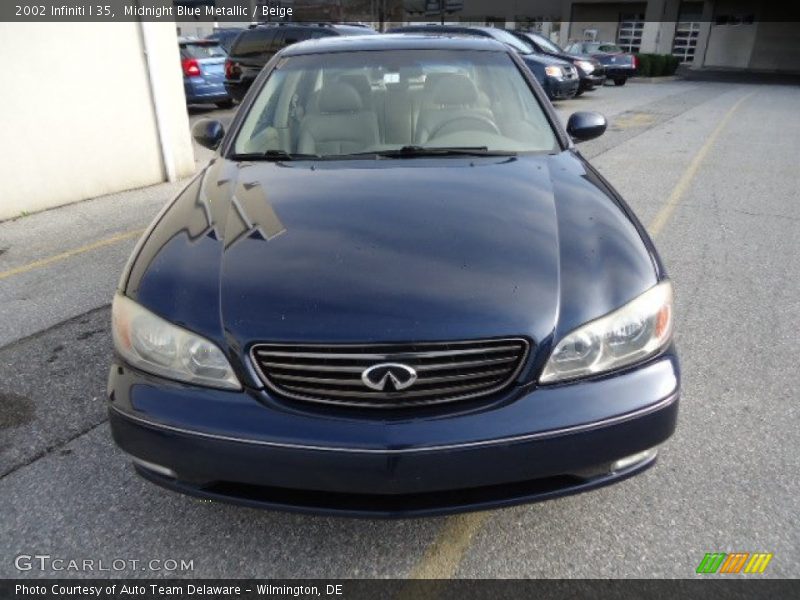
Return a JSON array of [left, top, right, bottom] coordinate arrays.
[[251, 338, 530, 408]]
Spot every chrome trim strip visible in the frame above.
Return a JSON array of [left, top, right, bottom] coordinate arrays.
[[260, 355, 517, 373], [131, 457, 177, 478], [109, 392, 677, 455], [254, 344, 520, 360]]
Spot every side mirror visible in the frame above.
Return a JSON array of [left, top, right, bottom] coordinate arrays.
[[192, 119, 225, 150], [566, 111, 607, 142]]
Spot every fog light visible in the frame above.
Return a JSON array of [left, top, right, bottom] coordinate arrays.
[[611, 447, 658, 472], [132, 457, 177, 479]]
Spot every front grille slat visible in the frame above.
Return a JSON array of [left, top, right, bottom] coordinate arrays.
[[415, 355, 517, 371], [261, 362, 367, 373], [280, 379, 499, 399], [250, 338, 530, 409], [254, 345, 521, 361]]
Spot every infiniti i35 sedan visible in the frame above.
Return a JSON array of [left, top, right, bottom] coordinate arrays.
[[109, 34, 679, 517]]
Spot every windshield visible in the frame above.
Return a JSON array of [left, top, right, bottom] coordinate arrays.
[[182, 42, 225, 59], [586, 43, 623, 53], [529, 33, 563, 54], [232, 49, 557, 158], [486, 29, 534, 54]]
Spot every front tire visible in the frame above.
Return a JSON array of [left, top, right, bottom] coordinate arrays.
[[614, 77, 627, 86], [216, 99, 235, 109]]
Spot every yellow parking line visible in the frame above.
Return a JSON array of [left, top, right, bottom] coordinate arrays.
[[408, 512, 491, 579], [0, 229, 145, 281], [404, 91, 753, 581], [649, 91, 753, 236]]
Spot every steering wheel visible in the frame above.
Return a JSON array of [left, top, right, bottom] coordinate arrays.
[[428, 115, 501, 141]]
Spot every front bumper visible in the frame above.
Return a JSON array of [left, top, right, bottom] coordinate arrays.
[[579, 72, 607, 90], [108, 352, 679, 517], [545, 76, 580, 100], [605, 66, 637, 79]]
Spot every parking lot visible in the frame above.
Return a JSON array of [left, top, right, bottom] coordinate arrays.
[[1, 79, 798, 578]]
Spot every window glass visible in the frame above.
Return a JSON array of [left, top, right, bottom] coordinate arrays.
[[487, 28, 533, 54], [282, 28, 311, 46], [530, 33, 563, 54], [233, 49, 558, 157], [231, 29, 276, 56], [181, 42, 226, 59]]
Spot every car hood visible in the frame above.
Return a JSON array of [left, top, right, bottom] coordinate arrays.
[[126, 152, 659, 362], [522, 53, 571, 66]]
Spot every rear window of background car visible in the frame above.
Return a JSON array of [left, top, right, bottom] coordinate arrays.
[[182, 43, 225, 59], [231, 29, 277, 57]]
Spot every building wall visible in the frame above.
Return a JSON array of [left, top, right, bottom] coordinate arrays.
[[748, 22, 800, 72], [703, 22, 756, 67], [563, 1, 648, 45], [0, 23, 194, 220]]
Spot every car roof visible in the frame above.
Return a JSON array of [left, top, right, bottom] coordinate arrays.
[[282, 33, 507, 56], [250, 23, 375, 34]]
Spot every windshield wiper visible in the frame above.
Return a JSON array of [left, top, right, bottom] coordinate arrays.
[[230, 150, 322, 162], [344, 146, 517, 158]]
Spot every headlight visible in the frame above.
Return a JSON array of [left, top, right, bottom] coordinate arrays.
[[112, 294, 241, 390], [540, 281, 674, 383], [575, 60, 595, 74], [544, 65, 563, 78]]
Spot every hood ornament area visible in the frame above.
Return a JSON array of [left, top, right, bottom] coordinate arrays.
[[361, 363, 418, 392]]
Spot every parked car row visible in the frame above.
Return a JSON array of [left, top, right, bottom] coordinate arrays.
[[180, 23, 638, 108], [564, 41, 639, 86]]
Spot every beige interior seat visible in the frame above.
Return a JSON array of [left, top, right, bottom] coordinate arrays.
[[298, 81, 379, 155]]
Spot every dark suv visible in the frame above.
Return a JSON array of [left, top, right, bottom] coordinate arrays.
[[224, 23, 377, 102], [389, 25, 579, 100]]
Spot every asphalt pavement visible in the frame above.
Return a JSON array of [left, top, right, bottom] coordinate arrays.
[[1, 81, 798, 578]]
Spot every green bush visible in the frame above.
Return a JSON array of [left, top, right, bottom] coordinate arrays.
[[636, 53, 652, 76], [665, 55, 680, 75], [634, 53, 680, 77], [651, 54, 667, 76]]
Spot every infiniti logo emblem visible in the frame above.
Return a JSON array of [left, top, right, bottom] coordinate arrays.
[[361, 363, 418, 392]]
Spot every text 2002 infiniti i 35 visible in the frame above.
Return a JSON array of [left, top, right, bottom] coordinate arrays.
[[109, 34, 679, 517]]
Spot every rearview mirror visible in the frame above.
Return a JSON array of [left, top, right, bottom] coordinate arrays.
[[566, 112, 607, 142], [192, 119, 225, 150]]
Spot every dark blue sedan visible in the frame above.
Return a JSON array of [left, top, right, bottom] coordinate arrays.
[[109, 34, 678, 517], [179, 38, 232, 108]]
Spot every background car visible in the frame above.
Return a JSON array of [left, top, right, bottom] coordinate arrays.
[[388, 25, 579, 101], [512, 30, 606, 95], [564, 41, 638, 86], [224, 22, 377, 102], [204, 27, 244, 54], [179, 38, 232, 108]]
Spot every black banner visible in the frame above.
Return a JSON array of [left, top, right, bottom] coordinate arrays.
[[2, 579, 800, 600], [2, 0, 800, 23]]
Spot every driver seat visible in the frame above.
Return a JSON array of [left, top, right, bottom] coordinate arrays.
[[415, 74, 494, 145]]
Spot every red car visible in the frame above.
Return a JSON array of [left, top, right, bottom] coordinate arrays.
[[565, 42, 638, 86]]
